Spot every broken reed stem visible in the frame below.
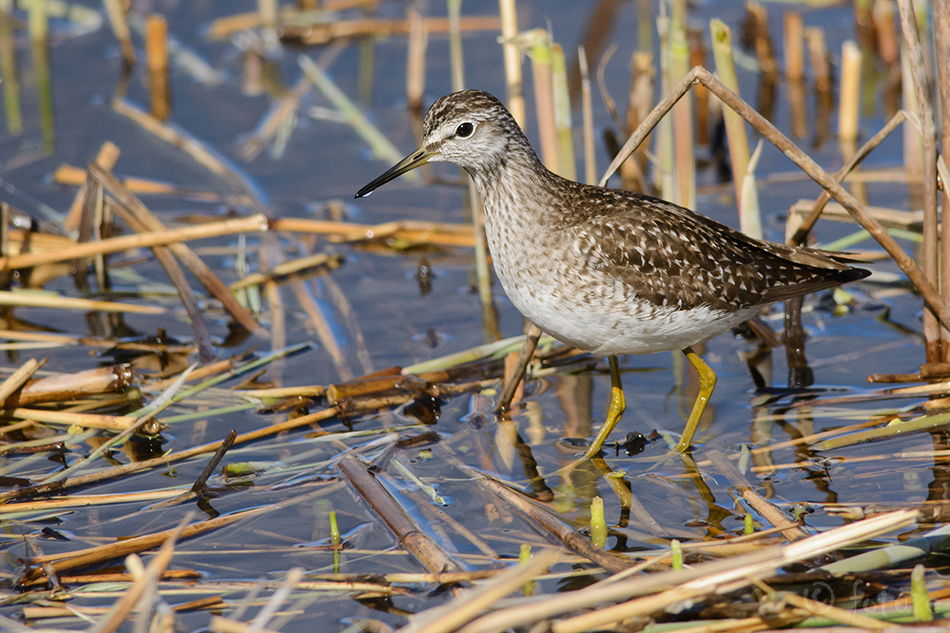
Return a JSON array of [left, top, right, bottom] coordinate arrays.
[[30, 7, 53, 152], [91, 165, 265, 336], [897, 0, 941, 360], [935, 0, 950, 362], [272, 218, 474, 247], [6, 407, 140, 432], [64, 142, 121, 233], [405, 3, 427, 111], [706, 449, 808, 541], [210, 11, 499, 42], [688, 28, 708, 147], [0, 357, 44, 405], [784, 10, 804, 81], [148, 429, 238, 509], [578, 46, 596, 185], [339, 455, 462, 574], [784, 12, 808, 140], [0, 406, 342, 504], [496, 324, 542, 414], [24, 509, 259, 582], [459, 465, 631, 574], [459, 511, 917, 633], [522, 30, 558, 170], [838, 40, 861, 142], [498, 0, 525, 126], [103, 0, 135, 66], [5, 363, 131, 407], [0, 0, 21, 136], [288, 276, 353, 381], [445, 0, 494, 344], [601, 66, 950, 334], [0, 214, 268, 270], [145, 14, 171, 121], [709, 20, 759, 238], [550, 43, 575, 181], [0, 290, 163, 314], [231, 253, 342, 290], [242, 76, 312, 161], [670, 0, 694, 210], [92, 514, 193, 633], [790, 110, 912, 246], [408, 549, 560, 633]]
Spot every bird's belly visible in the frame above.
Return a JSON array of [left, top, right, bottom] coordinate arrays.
[[503, 277, 757, 356]]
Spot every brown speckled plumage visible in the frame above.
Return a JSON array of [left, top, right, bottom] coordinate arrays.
[[357, 89, 870, 357]]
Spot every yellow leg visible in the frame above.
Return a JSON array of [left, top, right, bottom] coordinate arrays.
[[583, 355, 625, 459], [676, 347, 717, 453]]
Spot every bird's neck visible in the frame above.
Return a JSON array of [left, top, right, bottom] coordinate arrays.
[[467, 142, 562, 230]]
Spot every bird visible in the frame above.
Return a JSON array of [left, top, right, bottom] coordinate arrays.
[[356, 89, 870, 457]]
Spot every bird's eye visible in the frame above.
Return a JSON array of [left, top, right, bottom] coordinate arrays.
[[455, 122, 474, 138]]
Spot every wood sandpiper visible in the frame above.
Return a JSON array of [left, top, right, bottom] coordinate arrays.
[[356, 89, 870, 456]]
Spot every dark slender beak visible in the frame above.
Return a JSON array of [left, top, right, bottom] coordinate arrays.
[[355, 147, 433, 198]]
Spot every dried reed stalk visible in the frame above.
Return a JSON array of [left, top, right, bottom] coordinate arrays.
[[784, 11, 804, 81], [0, 290, 163, 314], [706, 449, 808, 541], [90, 514, 191, 633], [231, 253, 342, 290], [0, 357, 43, 405], [461, 465, 631, 573], [6, 364, 132, 407], [838, 40, 861, 142], [24, 509, 261, 583], [403, 549, 560, 633], [339, 455, 462, 574], [578, 47, 596, 185], [709, 20, 759, 238], [670, 0, 694, 209], [63, 142, 121, 233], [92, 165, 265, 336], [102, 0, 135, 66], [0, 214, 268, 270], [936, 0, 950, 363], [6, 407, 140, 432], [551, 43, 575, 181], [279, 16, 501, 46], [496, 324, 542, 414], [806, 27, 833, 146], [206, 1, 388, 39], [457, 511, 916, 633], [873, 0, 900, 66], [688, 27, 708, 147], [29, 8, 52, 152], [520, 30, 558, 170], [406, 3, 428, 111], [897, 0, 941, 360], [271, 217, 474, 247], [624, 52, 653, 193], [498, 0, 525, 126], [146, 14, 171, 121], [784, 12, 808, 140], [789, 110, 912, 245], [0, 0, 21, 136]]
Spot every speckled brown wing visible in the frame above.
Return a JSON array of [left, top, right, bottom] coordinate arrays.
[[570, 189, 867, 312]]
